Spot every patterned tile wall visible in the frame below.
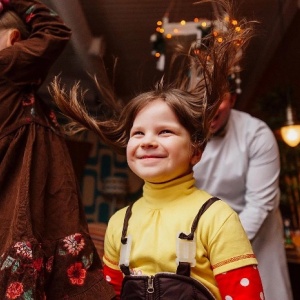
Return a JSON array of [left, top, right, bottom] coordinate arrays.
[[70, 131, 143, 223]]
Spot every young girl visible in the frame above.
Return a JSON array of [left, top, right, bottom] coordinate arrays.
[[0, 0, 115, 299], [51, 1, 264, 299]]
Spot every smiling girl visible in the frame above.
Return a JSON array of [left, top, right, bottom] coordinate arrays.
[[50, 1, 264, 299]]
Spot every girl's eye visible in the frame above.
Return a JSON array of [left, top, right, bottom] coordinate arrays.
[[131, 131, 144, 136], [160, 129, 173, 135]]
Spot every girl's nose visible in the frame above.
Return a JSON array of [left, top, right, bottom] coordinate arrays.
[[140, 135, 158, 148]]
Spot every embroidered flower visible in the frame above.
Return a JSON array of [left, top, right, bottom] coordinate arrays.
[[26, 12, 35, 23], [46, 256, 54, 273], [33, 258, 43, 272], [6, 282, 24, 299], [67, 262, 86, 286], [13, 241, 32, 259], [22, 93, 35, 106], [63, 233, 85, 256], [49, 110, 59, 127], [1, 256, 15, 270], [130, 268, 143, 276]]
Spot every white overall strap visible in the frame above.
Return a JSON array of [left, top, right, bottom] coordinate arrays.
[[176, 197, 220, 275]]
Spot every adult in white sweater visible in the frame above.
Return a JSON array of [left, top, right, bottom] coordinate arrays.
[[194, 92, 293, 300]]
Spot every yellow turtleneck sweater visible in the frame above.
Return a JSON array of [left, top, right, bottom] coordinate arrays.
[[103, 173, 257, 299]]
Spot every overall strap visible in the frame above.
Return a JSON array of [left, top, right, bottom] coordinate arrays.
[[177, 196, 220, 276], [119, 197, 220, 276], [119, 202, 134, 275]]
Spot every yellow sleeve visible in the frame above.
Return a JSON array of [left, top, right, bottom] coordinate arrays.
[[103, 208, 127, 270], [201, 202, 257, 276]]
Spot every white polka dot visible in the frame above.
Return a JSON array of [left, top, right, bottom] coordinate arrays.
[[105, 275, 111, 282], [240, 277, 250, 286], [260, 292, 264, 299], [253, 265, 257, 270], [225, 296, 233, 300]]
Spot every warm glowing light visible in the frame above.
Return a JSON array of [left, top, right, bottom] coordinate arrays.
[[194, 18, 199, 22], [201, 21, 207, 28], [235, 26, 241, 32], [157, 21, 162, 26], [173, 28, 179, 33], [180, 20, 186, 25], [281, 125, 300, 147], [213, 31, 218, 37], [155, 52, 161, 58], [159, 28, 164, 33], [232, 20, 238, 25], [217, 37, 223, 43], [156, 27, 161, 32], [166, 33, 172, 39]]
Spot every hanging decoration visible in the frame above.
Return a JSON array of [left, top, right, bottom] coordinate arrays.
[[150, 12, 244, 94]]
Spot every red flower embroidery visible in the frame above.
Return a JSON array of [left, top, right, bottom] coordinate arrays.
[[46, 256, 54, 273], [22, 93, 35, 106], [67, 262, 87, 286], [33, 258, 43, 272], [49, 110, 60, 127], [26, 12, 35, 23], [6, 282, 24, 299]]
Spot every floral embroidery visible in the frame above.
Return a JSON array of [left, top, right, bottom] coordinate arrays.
[[130, 268, 143, 276], [82, 253, 93, 269], [49, 110, 59, 127], [46, 256, 54, 273], [6, 282, 24, 299], [49, 8, 58, 17], [67, 262, 87, 286], [22, 93, 35, 106], [13, 241, 32, 259], [25, 5, 36, 23], [63, 233, 85, 256], [1, 256, 15, 270], [25, 12, 35, 23], [33, 258, 43, 272], [1, 234, 95, 296]]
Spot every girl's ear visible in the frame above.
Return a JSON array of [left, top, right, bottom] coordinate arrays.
[[190, 148, 202, 166], [7, 29, 21, 46]]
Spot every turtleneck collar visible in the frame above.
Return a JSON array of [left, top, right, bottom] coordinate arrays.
[[142, 173, 197, 208]]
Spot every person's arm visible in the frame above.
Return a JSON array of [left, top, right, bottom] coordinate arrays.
[[215, 265, 264, 299], [0, 0, 71, 86], [103, 264, 123, 299], [239, 122, 280, 240]]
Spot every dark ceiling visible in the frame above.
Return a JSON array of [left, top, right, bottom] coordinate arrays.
[[41, 0, 300, 112]]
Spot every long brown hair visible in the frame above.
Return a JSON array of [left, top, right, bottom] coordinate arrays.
[[50, 0, 254, 155]]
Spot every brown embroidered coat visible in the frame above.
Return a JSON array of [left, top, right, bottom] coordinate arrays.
[[0, 1, 115, 299]]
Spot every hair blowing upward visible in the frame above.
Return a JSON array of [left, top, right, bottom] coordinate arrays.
[[50, 0, 254, 155]]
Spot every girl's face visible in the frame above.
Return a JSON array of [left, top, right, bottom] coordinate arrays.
[[126, 99, 201, 183]]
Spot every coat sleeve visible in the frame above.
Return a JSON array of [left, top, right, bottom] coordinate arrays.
[[239, 120, 281, 241], [0, 0, 71, 88]]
